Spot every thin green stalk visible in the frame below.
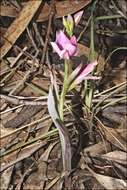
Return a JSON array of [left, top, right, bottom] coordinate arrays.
[[95, 15, 122, 21], [83, 1, 98, 142], [84, 0, 98, 109], [59, 59, 69, 121], [85, 16, 95, 109], [90, 16, 95, 61]]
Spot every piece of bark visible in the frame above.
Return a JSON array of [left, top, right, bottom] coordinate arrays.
[[4, 105, 43, 128], [0, 0, 42, 58]]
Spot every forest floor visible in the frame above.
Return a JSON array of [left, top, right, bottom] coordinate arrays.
[[0, 0, 127, 189]]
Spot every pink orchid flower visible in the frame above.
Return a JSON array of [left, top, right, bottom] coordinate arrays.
[[50, 30, 77, 59], [69, 60, 100, 89], [74, 10, 84, 25]]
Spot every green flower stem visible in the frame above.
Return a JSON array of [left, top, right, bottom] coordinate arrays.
[[85, 16, 95, 109], [84, 0, 98, 109], [59, 59, 69, 121]]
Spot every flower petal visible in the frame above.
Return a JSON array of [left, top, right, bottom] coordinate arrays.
[[79, 60, 98, 77], [51, 30, 77, 59], [67, 14, 73, 23], [62, 51, 70, 59], [74, 61, 98, 84], [70, 36, 77, 46], [74, 11, 84, 25], [64, 43, 77, 56], [76, 76, 100, 84], [50, 42, 62, 57], [56, 30, 70, 48], [59, 49, 69, 59]]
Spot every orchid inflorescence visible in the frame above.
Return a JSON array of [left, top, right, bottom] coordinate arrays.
[[50, 11, 84, 59], [50, 10, 99, 87]]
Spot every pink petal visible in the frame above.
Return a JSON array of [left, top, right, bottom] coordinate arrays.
[[76, 76, 100, 84], [83, 76, 100, 80], [58, 49, 68, 59], [75, 61, 98, 83], [64, 43, 77, 56], [67, 14, 73, 23], [62, 51, 70, 59], [80, 61, 98, 77], [56, 30, 70, 48], [50, 42, 62, 57], [70, 36, 77, 46], [74, 11, 84, 25]]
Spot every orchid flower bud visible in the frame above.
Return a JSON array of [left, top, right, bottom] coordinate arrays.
[[63, 14, 73, 36], [68, 60, 100, 90], [74, 10, 84, 25]]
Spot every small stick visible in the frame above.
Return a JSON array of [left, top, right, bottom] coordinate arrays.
[[9, 70, 31, 95], [0, 94, 47, 106], [10, 46, 27, 67], [33, 22, 45, 47], [39, 0, 56, 73], [26, 27, 39, 57]]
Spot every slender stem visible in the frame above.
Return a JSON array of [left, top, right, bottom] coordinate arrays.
[[85, 16, 95, 109], [95, 14, 123, 21], [59, 59, 69, 121], [58, 59, 72, 174], [85, 0, 98, 108], [101, 96, 126, 110]]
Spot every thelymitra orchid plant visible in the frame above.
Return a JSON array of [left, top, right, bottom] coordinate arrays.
[[48, 10, 99, 180]]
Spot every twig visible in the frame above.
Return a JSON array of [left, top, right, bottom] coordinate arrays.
[[94, 81, 126, 97], [101, 96, 126, 110], [26, 27, 39, 57], [94, 115, 126, 151], [0, 128, 58, 158], [93, 82, 126, 113], [111, 0, 127, 20], [39, 0, 56, 73], [0, 94, 47, 106], [9, 70, 31, 95], [33, 22, 45, 47], [10, 46, 28, 68], [0, 105, 24, 115], [77, 15, 92, 42]]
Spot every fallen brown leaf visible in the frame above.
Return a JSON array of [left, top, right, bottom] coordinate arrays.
[[99, 124, 127, 151], [25, 142, 58, 190], [101, 150, 127, 165], [86, 165, 127, 190], [0, 0, 91, 22], [0, 166, 13, 190], [0, 141, 46, 173]]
